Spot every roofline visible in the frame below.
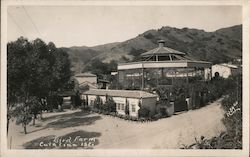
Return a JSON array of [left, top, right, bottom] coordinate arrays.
[[84, 93, 157, 98], [213, 64, 238, 69], [83, 89, 158, 98], [75, 75, 97, 77], [118, 60, 211, 66]]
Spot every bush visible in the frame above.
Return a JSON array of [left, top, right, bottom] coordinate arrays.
[[138, 108, 150, 118], [109, 112, 116, 116], [94, 96, 102, 110], [159, 107, 167, 116], [181, 74, 242, 149], [124, 115, 130, 120], [152, 113, 162, 120], [125, 103, 129, 115], [104, 96, 116, 112]]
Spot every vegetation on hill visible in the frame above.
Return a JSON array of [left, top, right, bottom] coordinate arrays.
[[64, 25, 242, 73]]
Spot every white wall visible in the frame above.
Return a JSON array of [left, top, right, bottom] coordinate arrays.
[[88, 95, 96, 106], [212, 65, 231, 78], [204, 68, 212, 80], [127, 98, 140, 117], [82, 94, 157, 118], [100, 96, 106, 104], [113, 97, 126, 115]]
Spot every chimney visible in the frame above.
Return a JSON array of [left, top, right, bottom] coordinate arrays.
[[158, 40, 165, 48]]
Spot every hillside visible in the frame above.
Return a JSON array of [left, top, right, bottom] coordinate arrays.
[[63, 25, 242, 73]]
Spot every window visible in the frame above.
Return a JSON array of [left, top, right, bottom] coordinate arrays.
[[121, 104, 125, 110], [90, 100, 94, 105], [131, 104, 136, 112], [117, 103, 125, 110]]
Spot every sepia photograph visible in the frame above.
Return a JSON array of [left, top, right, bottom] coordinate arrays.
[[1, 0, 249, 157]]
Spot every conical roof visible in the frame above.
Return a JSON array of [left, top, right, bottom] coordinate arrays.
[[141, 40, 185, 57], [140, 46, 185, 57]]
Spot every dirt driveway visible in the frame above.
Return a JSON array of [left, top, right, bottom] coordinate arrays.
[[8, 99, 225, 149]]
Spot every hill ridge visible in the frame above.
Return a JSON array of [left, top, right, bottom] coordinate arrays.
[[62, 25, 242, 73]]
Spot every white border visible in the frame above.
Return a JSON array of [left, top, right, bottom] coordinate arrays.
[[1, 1, 249, 157]]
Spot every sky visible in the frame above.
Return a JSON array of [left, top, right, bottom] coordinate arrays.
[[7, 5, 242, 47]]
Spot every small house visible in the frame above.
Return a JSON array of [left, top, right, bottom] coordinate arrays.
[[212, 63, 241, 78], [82, 89, 157, 118], [75, 73, 97, 85]]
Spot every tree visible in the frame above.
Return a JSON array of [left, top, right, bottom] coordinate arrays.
[[29, 97, 43, 125], [83, 59, 118, 80], [7, 37, 72, 134]]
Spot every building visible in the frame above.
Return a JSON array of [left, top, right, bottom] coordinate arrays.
[[82, 89, 157, 118], [97, 79, 110, 89], [74, 73, 97, 89], [212, 63, 241, 78], [117, 40, 212, 90], [57, 91, 76, 109]]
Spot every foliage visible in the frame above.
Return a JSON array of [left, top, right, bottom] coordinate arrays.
[[129, 48, 146, 61], [28, 97, 43, 125], [181, 74, 242, 149], [72, 91, 82, 108], [107, 97, 116, 112], [99, 96, 116, 113], [159, 107, 167, 117], [93, 96, 102, 110], [125, 103, 129, 115], [7, 37, 72, 133], [138, 108, 150, 118], [66, 25, 241, 72], [83, 59, 117, 79]]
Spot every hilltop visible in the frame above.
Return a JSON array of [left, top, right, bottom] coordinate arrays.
[[62, 25, 242, 73]]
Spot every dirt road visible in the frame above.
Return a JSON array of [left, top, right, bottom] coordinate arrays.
[[8, 99, 225, 149]]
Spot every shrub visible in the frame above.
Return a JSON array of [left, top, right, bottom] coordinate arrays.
[[94, 96, 102, 110], [109, 112, 116, 116], [181, 74, 242, 149], [100, 102, 109, 111], [124, 115, 130, 120], [152, 113, 162, 120], [105, 96, 116, 112], [143, 33, 154, 39], [138, 107, 150, 118], [159, 107, 167, 117], [125, 103, 129, 115]]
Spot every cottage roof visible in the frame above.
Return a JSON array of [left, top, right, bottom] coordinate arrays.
[[83, 89, 157, 98], [220, 63, 238, 69], [75, 73, 97, 77]]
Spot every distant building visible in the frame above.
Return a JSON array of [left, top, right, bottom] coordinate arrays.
[[74, 73, 97, 89], [57, 91, 76, 109], [212, 63, 241, 78], [97, 79, 110, 89], [82, 89, 157, 118], [111, 72, 118, 76]]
